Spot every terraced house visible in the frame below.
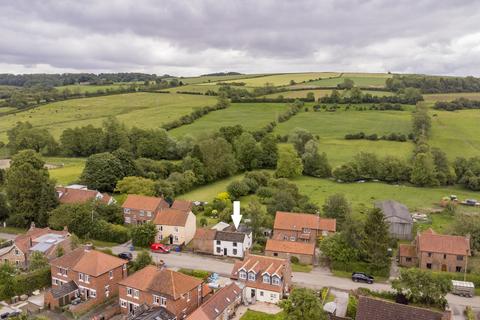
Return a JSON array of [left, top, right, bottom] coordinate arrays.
[[122, 194, 170, 225], [187, 283, 242, 320], [118, 265, 208, 318], [44, 244, 128, 310], [230, 254, 292, 304], [272, 211, 336, 243]]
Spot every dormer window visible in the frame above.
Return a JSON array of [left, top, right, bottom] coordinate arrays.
[[248, 272, 256, 281], [263, 274, 270, 284], [239, 271, 247, 280], [302, 228, 310, 234], [272, 276, 281, 285], [139, 210, 144, 216], [124, 208, 130, 214]]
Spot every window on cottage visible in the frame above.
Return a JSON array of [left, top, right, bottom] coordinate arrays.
[[79, 273, 84, 282], [216, 240, 221, 245], [127, 287, 133, 296], [426, 263, 432, 269], [109, 270, 113, 279], [248, 272, 256, 281], [283, 235, 288, 241], [90, 290, 96, 298], [406, 257, 412, 262], [427, 252, 432, 257], [302, 228, 310, 233], [147, 211, 152, 217], [85, 274, 90, 283], [216, 247, 221, 253], [272, 276, 280, 285], [134, 290, 140, 299], [443, 254, 447, 259], [239, 271, 247, 280], [120, 299, 127, 308], [263, 275, 270, 284], [159, 226, 163, 231], [153, 295, 161, 305], [233, 242, 237, 247], [174, 227, 179, 232], [457, 255, 464, 261], [290, 236, 295, 241], [124, 208, 130, 214], [260, 291, 264, 297], [456, 266, 462, 272], [273, 253, 278, 257], [233, 249, 238, 255], [14, 249, 19, 255]]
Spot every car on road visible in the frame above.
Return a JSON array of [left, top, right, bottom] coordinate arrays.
[[352, 272, 374, 284], [118, 252, 133, 261], [150, 243, 171, 253]]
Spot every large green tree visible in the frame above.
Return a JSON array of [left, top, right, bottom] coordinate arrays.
[[80, 152, 124, 192], [302, 140, 331, 178], [322, 193, 350, 230], [275, 147, 303, 178], [197, 137, 237, 182], [410, 152, 439, 187], [362, 208, 390, 272], [281, 288, 327, 320], [5, 150, 57, 227], [392, 268, 451, 308], [115, 176, 156, 196], [131, 223, 157, 247], [259, 133, 278, 168], [288, 128, 314, 155], [60, 125, 104, 156], [234, 132, 261, 170], [102, 117, 130, 152], [7, 122, 58, 155]]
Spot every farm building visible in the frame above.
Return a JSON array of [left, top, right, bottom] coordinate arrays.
[[374, 200, 413, 240]]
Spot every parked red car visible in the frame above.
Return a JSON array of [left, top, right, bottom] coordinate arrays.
[[150, 243, 171, 253]]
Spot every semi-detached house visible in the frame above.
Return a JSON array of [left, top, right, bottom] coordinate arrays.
[[122, 194, 170, 225]]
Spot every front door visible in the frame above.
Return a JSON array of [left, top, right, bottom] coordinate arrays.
[[251, 289, 256, 298], [442, 264, 447, 272], [169, 235, 173, 245], [128, 302, 135, 314], [223, 248, 227, 256]]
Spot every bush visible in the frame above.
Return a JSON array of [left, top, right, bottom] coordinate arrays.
[[92, 220, 130, 244], [6, 267, 51, 299], [290, 256, 300, 264], [131, 222, 157, 247], [178, 268, 210, 280], [226, 180, 250, 199]]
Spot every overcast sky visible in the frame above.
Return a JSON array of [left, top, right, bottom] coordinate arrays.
[[2, 0, 480, 76]]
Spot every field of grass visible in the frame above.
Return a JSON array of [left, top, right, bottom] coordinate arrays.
[[429, 110, 480, 160], [305, 72, 392, 88], [240, 310, 284, 320], [0, 92, 217, 141], [45, 157, 86, 185], [176, 74, 265, 85], [275, 109, 413, 166], [165, 83, 222, 94], [293, 176, 480, 215], [170, 102, 291, 138], [265, 89, 394, 100], [179, 173, 244, 202], [55, 83, 138, 93], [0, 107, 16, 114], [216, 72, 340, 87], [423, 92, 480, 103]]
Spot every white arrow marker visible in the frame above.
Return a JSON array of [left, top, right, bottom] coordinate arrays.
[[231, 201, 242, 230]]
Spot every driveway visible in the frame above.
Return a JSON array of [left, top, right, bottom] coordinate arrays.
[[108, 244, 480, 312]]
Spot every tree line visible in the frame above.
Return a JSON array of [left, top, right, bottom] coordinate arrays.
[[433, 98, 480, 111], [387, 74, 480, 93], [318, 87, 423, 104], [345, 132, 410, 142]]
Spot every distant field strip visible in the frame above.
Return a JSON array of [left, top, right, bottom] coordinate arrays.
[[211, 72, 341, 87], [0, 92, 217, 141], [303, 73, 393, 88]]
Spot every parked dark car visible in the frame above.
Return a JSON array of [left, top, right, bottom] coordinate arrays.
[[118, 252, 133, 261], [7, 311, 21, 318], [352, 272, 374, 284]]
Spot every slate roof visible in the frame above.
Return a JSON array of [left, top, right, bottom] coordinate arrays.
[[215, 231, 246, 243], [375, 200, 413, 224], [50, 281, 78, 299], [265, 239, 315, 256], [417, 228, 470, 256], [186, 283, 241, 320], [129, 305, 176, 320], [355, 296, 451, 320]]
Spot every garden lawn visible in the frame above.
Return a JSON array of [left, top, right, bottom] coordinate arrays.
[[0, 92, 217, 141], [170, 103, 291, 138], [240, 310, 284, 320], [275, 109, 414, 166], [429, 110, 480, 161], [179, 173, 245, 202], [45, 157, 86, 185]]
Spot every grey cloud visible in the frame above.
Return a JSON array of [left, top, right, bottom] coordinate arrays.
[[1, 0, 480, 75]]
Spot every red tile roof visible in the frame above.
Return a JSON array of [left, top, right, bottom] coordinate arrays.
[[121, 195, 167, 211], [186, 283, 241, 320], [265, 239, 315, 256], [153, 208, 190, 226], [355, 296, 451, 320], [194, 228, 217, 241], [51, 247, 127, 277], [171, 199, 193, 211], [119, 265, 203, 300], [231, 254, 290, 293], [56, 187, 112, 205], [274, 211, 336, 232], [14, 227, 69, 254], [399, 244, 417, 257], [417, 229, 470, 256]]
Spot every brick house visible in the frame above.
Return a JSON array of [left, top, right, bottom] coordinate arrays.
[[44, 244, 128, 310], [186, 283, 242, 320], [55, 185, 115, 205], [0, 224, 71, 269], [122, 195, 169, 225], [153, 208, 196, 246], [272, 211, 336, 243], [118, 265, 206, 318], [355, 296, 451, 320], [230, 254, 292, 304], [265, 239, 315, 265], [398, 228, 470, 272]]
